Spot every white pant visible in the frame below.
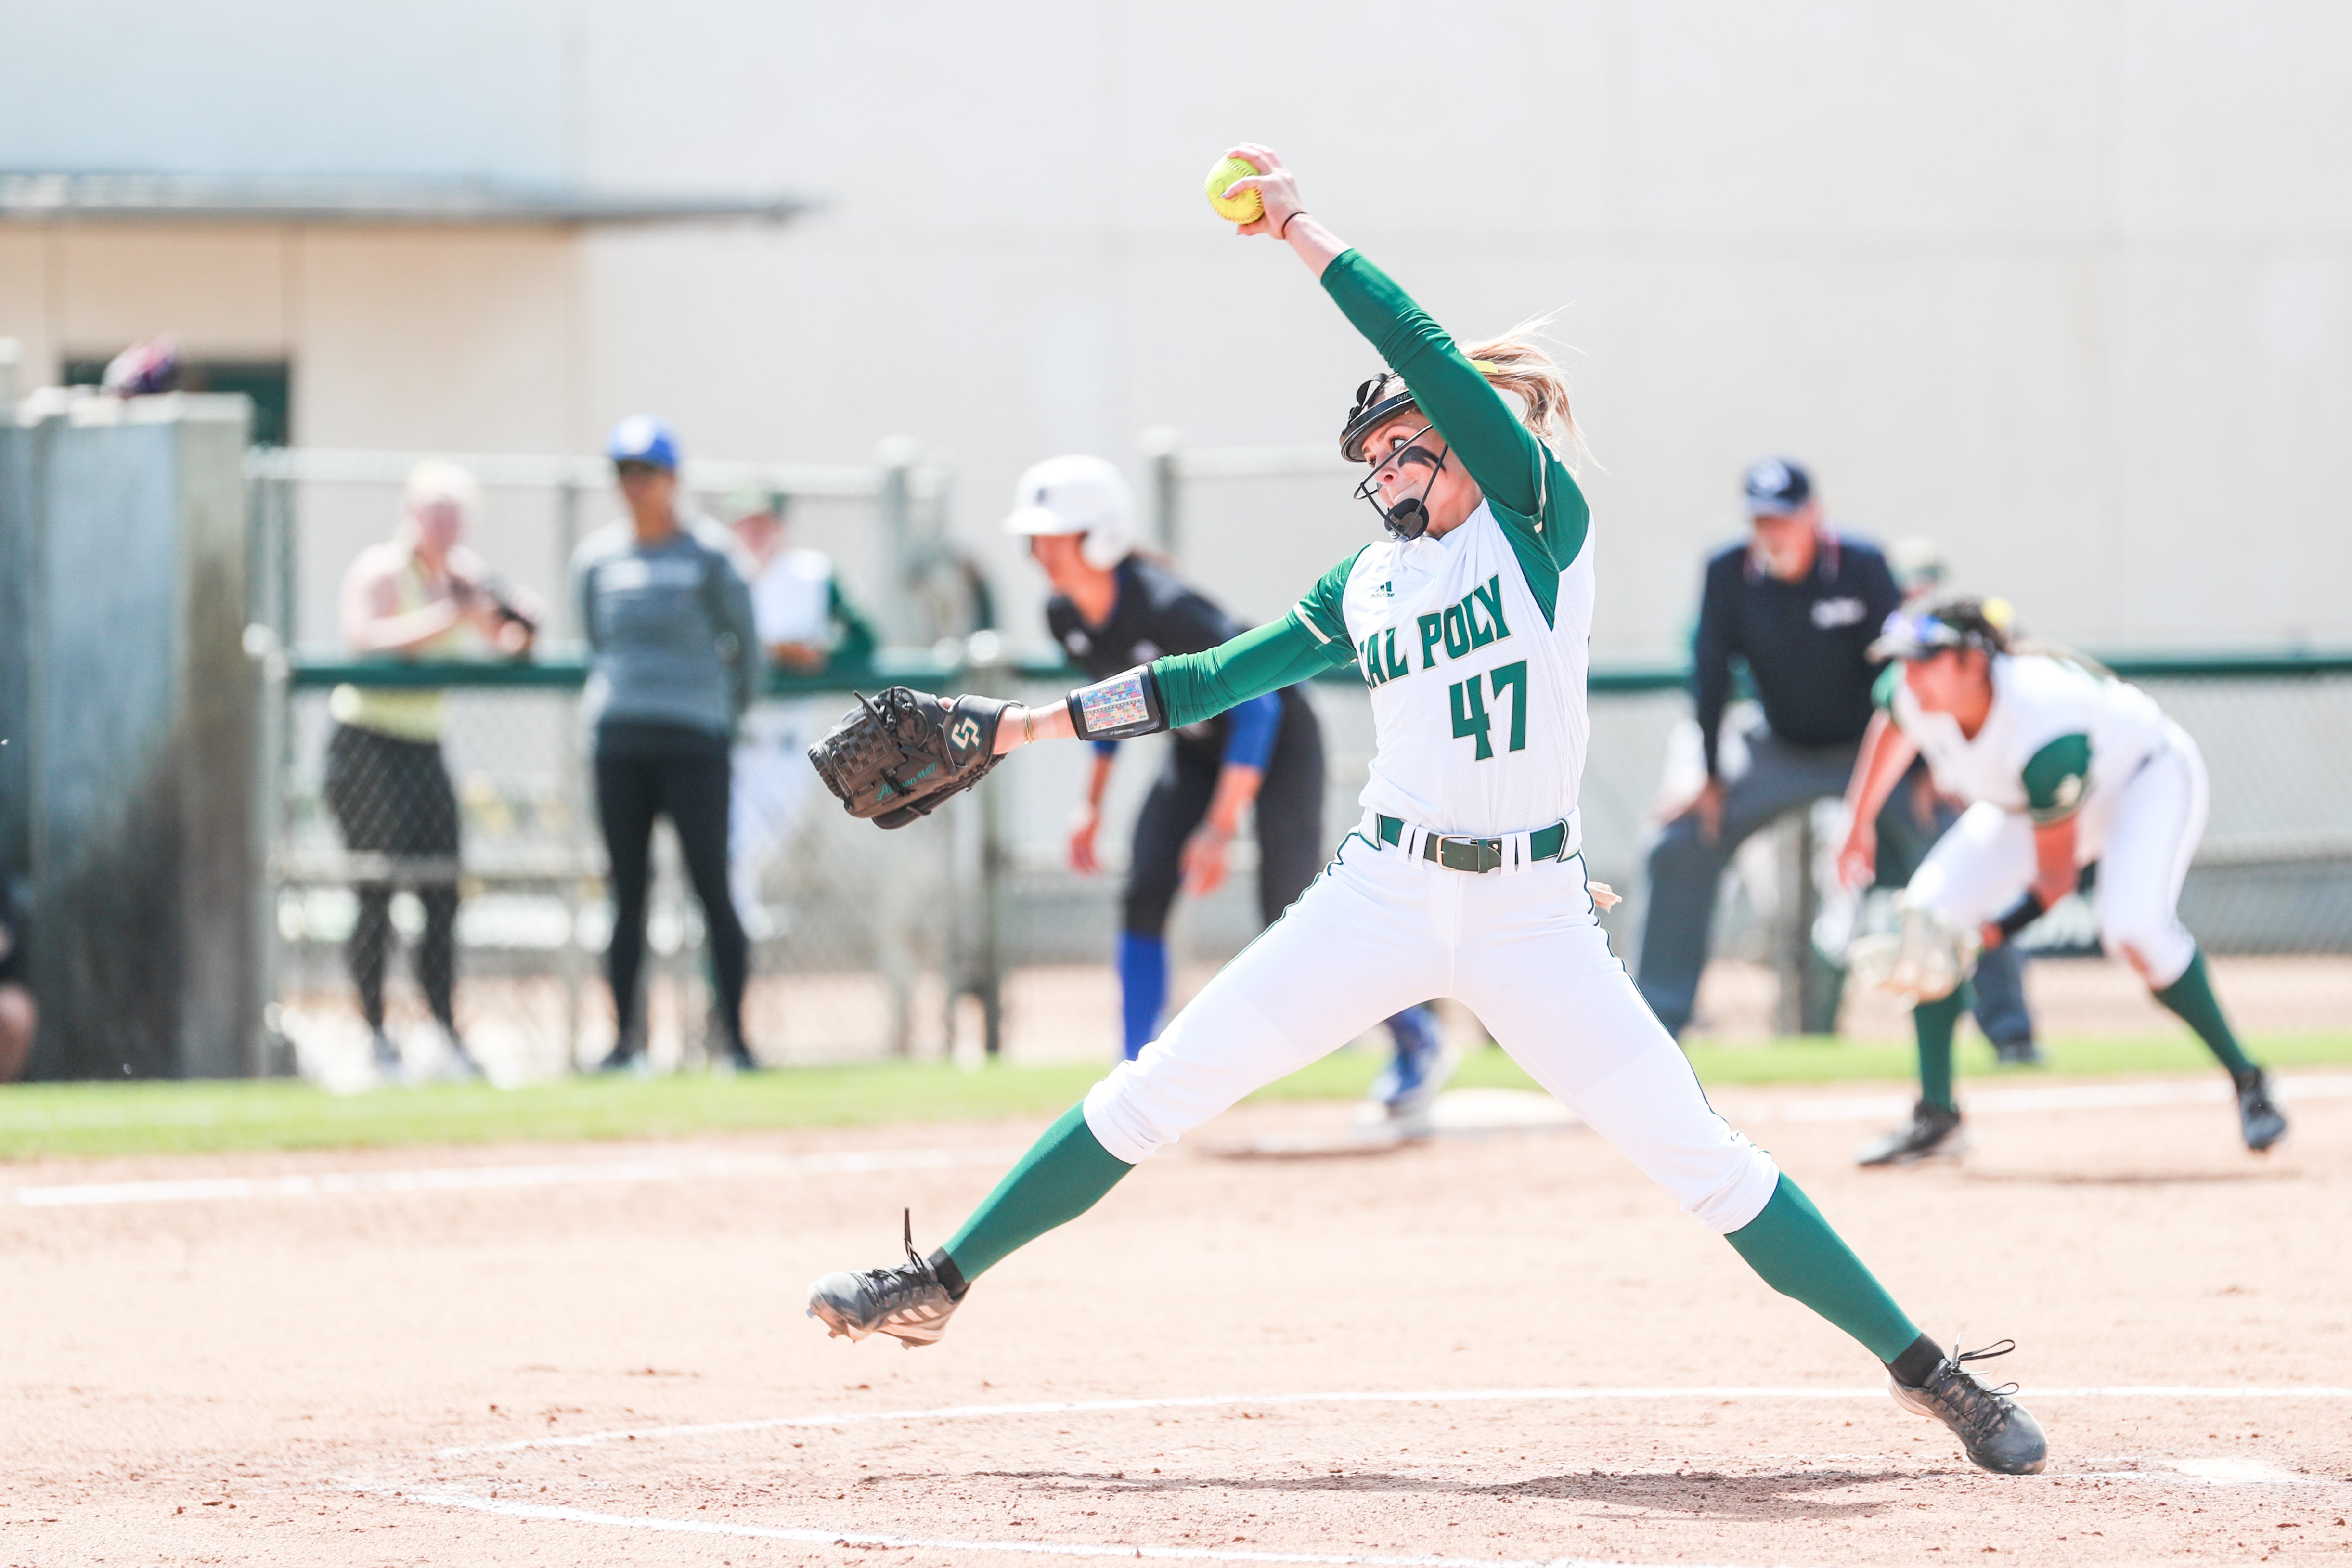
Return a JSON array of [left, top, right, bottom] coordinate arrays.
[[1905, 724, 2207, 987], [730, 701, 821, 922], [1082, 823, 1783, 1234]]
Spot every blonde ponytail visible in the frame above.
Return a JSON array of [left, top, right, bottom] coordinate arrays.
[[1465, 313, 1578, 452]]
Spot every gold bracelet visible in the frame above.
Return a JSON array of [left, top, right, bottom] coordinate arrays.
[[1022, 706, 1035, 746]]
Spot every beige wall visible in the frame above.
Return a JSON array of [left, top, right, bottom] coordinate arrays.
[[5, 0, 2350, 655]]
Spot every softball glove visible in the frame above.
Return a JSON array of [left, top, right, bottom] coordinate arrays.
[[808, 687, 1014, 830], [1849, 906, 1983, 1003]]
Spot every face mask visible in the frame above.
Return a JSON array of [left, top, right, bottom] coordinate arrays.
[[1354, 424, 1451, 542]]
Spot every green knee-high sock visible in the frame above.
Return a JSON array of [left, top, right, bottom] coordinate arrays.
[[941, 1102, 1135, 1284], [1725, 1175, 1924, 1363], [2153, 947, 2257, 1078], [1913, 985, 1967, 1112]]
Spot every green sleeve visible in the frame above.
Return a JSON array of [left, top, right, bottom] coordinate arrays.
[[1872, 662, 1901, 712], [1152, 614, 1355, 730], [1292, 545, 1365, 648], [827, 579, 878, 664], [1320, 250, 1590, 626], [2021, 733, 2092, 823]]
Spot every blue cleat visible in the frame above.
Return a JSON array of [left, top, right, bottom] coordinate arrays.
[[1370, 1006, 1457, 1122]]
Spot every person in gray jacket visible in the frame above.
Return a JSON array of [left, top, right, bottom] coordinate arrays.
[[573, 415, 763, 1073]]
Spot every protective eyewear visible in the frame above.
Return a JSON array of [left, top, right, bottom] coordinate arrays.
[[614, 459, 668, 479]]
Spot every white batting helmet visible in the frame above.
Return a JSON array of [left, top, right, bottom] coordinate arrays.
[[1004, 454, 1135, 571]]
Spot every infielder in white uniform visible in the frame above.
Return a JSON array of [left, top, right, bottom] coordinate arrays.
[[807, 146, 2048, 1476], [1838, 600, 2288, 1163]]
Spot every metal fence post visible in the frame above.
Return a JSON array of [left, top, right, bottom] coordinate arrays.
[[960, 631, 1009, 1058], [247, 623, 292, 1076], [875, 435, 917, 643], [1771, 809, 1841, 1036], [1142, 427, 1181, 561], [273, 473, 297, 648], [555, 472, 587, 1073], [1772, 812, 1811, 1037]]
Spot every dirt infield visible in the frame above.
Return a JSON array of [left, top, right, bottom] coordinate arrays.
[[4, 1078, 2348, 1567]]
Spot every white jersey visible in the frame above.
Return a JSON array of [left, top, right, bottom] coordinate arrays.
[[749, 547, 840, 648], [1886, 651, 2172, 856], [1293, 500, 1595, 836]]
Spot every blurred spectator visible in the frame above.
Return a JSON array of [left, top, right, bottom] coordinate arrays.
[[1636, 458, 1903, 1037], [723, 488, 877, 672], [722, 488, 878, 930], [574, 417, 762, 1074], [327, 460, 541, 1082], [0, 855, 33, 1082]]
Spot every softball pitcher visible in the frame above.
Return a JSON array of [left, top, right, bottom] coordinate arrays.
[[806, 146, 2048, 1476], [1839, 599, 2289, 1164]]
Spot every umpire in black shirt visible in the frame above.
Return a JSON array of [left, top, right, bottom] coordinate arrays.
[[1639, 459, 1980, 1039]]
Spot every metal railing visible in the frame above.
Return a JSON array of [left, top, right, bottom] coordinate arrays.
[[250, 433, 2352, 1077], [265, 644, 2352, 1077], [244, 440, 966, 651]]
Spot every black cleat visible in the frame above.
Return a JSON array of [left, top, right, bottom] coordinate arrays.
[[1857, 1099, 1967, 1166], [807, 1209, 960, 1348], [1889, 1339, 2048, 1475], [2235, 1070, 2288, 1153], [1991, 1037, 2047, 1068]]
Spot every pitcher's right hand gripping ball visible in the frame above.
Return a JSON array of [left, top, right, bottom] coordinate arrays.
[[807, 687, 1014, 829]]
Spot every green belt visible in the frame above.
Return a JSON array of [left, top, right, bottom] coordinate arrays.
[[1376, 815, 1570, 874]]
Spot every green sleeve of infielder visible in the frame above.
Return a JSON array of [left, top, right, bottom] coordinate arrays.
[[1320, 250, 1591, 625], [1150, 611, 1356, 731], [1873, 662, 1902, 712], [2021, 732, 2092, 824]]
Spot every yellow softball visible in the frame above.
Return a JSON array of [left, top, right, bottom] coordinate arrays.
[[1204, 156, 1264, 223]]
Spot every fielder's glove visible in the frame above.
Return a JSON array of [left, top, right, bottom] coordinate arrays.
[[807, 687, 1015, 830], [1849, 906, 1983, 1003]]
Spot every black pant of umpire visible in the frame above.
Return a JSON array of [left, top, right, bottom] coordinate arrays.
[[1635, 730, 2034, 1046]]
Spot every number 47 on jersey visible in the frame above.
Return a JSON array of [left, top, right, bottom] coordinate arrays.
[[1450, 660, 1528, 761]]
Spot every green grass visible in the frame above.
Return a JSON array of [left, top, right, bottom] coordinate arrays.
[[2, 1031, 2346, 1164]]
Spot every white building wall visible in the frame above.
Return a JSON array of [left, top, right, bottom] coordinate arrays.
[[4, 0, 2350, 655]]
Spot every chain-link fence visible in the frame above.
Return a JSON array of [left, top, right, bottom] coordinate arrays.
[[251, 441, 984, 1084], [269, 654, 2352, 1080], [1146, 437, 2352, 1041], [272, 670, 959, 1082], [255, 440, 2352, 1082], [245, 440, 972, 652]]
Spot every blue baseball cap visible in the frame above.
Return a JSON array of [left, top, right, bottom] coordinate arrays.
[[607, 414, 680, 470], [1743, 456, 1812, 517]]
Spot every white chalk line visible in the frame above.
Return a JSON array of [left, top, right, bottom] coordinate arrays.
[[364, 1486, 1792, 1568], [433, 1384, 2352, 1460], [7, 1146, 1021, 1208], [12, 1069, 2348, 1209]]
